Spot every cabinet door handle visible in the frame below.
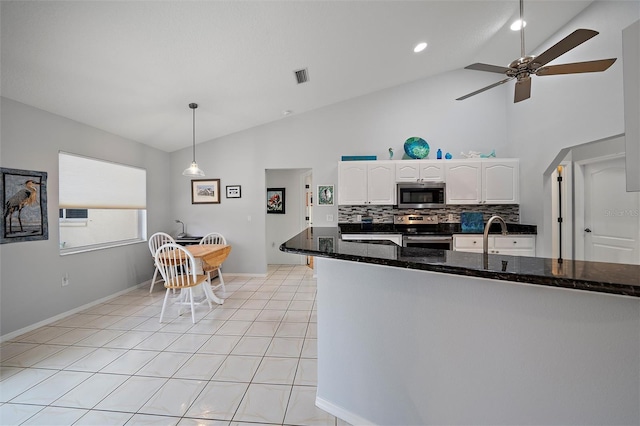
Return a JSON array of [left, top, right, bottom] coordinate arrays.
[[513, 241, 517, 244], [585, 228, 592, 233]]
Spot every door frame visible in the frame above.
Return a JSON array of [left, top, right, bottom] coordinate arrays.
[[574, 153, 626, 261], [551, 160, 573, 260]]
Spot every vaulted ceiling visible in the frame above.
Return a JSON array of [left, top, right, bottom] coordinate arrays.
[[1, 1, 594, 152]]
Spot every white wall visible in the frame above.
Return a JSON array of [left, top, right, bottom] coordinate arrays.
[[507, 1, 640, 257], [316, 258, 640, 425], [0, 97, 172, 336]]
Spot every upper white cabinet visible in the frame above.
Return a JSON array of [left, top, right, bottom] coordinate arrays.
[[446, 159, 519, 205], [338, 158, 519, 206], [445, 160, 482, 204], [482, 159, 519, 204], [338, 161, 396, 205], [396, 161, 444, 182]]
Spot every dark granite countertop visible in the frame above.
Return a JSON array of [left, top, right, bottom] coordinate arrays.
[[338, 222, 537, 235], [281, 227, 640, 298]]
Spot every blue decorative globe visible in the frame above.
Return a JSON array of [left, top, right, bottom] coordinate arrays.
[[403, 137, 430, 159]]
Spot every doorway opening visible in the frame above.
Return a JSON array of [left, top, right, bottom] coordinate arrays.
[[546, 134, 639, 265], [265, 168, 312, 266]]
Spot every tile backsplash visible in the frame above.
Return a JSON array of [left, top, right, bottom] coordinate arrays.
[[338, 205, 520, 223]]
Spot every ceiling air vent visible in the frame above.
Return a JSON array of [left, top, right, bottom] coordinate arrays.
[[294, 68, 309, 84]]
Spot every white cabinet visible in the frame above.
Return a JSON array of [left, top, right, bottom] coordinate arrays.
[[482, 159, 519, 204], [445, 159, 519, 205], [492, 235, 535, 256], [396, 161, 444, 182], [452, 234, 484, 253], [445, 160, 482, 204], [453, 234, 536, 257], [338, 161, 395, 205], [338, 158, 519, 206]]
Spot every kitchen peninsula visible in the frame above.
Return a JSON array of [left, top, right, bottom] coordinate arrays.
[[281, 228, 640, 425]]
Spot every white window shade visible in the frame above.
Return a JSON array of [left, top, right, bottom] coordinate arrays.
[[59, 152, 146, 209]]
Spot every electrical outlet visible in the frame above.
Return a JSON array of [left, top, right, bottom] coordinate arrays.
[[448, 213, 454, 221], [62, 273, 69, 287], [326, 214, 334, 222], [356, 214, 362, 222]]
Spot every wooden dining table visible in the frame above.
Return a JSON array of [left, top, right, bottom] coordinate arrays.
[[163, 243, 231, 305]]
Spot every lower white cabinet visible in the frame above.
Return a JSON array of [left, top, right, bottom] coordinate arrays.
[[453, 234, 536, 256]]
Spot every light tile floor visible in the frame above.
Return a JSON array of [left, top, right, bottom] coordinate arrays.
[[1, 265, 349, 426]]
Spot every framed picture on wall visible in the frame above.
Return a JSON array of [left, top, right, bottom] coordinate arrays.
[[226, 185, 241, 199], [191, 179, 221, 204], [317, 185, 334, 206], [1, 167, 48, 244], [266, 187, 285, 214]]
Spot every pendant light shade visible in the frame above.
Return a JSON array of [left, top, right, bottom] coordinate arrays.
[[182, 103, 205, 177]]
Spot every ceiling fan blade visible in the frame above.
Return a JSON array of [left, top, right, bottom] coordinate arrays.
[[514, 77, 531, 103], [456, 77, 515, 101], [464, 63, 512, 74], [532, 29, 599, 68], [536, 58, 617, 76]]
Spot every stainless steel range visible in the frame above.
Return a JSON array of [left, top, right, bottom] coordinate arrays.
[[394, 214, 453, 249]]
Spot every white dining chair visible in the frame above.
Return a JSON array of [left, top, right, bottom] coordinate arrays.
[[148, 232, 175, 293], [199, 232, 227, 295], [155, 243, 212, 323]]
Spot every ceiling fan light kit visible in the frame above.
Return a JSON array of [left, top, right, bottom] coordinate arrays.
[[457, 0, 616, 103]]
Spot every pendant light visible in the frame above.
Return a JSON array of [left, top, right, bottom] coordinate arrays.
[[182, 102, 205, 177]]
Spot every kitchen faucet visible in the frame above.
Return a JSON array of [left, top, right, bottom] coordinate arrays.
[[483, 215, 508, 255]]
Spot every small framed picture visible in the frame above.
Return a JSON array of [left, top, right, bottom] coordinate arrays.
[[266, 187, 285, 214], [317, 185, 334, 206], [191, 179, 221, 204], [226, 185, 241, 199]]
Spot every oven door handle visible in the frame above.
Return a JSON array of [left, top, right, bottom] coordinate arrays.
[[404, 235, 452, 241]]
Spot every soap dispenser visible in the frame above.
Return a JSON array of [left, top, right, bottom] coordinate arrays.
[[436, 149, 442, 159]]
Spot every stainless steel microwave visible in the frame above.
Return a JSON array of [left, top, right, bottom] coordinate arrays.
[[397, 182, 446, 208]]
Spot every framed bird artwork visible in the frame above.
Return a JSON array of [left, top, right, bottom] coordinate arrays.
[[1, 167, 48, 244]]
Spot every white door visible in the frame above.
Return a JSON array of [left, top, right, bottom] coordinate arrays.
[[583, 157, 640, 264]]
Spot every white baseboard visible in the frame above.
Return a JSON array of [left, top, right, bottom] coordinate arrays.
[[315, 396, 375, 426], [225, 273, 268, 278], [0, 281, 147, 343]]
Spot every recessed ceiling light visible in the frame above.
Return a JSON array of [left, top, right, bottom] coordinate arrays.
[[413, 42, 427, 53], [510, 19, 526, 31], [282, 110, 292, 116]]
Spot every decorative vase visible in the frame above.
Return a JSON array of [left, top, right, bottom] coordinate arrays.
[[403, 137, 430, 159]]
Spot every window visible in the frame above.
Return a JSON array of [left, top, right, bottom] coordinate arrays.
[[58, 152, 147, 254], [59, 208, 88, 220]]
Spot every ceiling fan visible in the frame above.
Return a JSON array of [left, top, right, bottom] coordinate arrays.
[[457, 0, 617, 103]]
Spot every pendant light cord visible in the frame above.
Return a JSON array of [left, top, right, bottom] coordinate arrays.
[[189, 102, 198, 164]]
